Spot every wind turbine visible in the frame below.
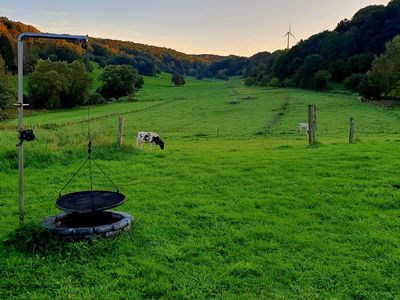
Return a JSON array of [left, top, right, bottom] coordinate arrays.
[[283, 23, 296, 49]]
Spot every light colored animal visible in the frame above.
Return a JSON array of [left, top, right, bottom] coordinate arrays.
[[229, 99, 238, 105], [298, 122, 309, 134], [136, 132, 165, 150], [358, 96, 369, 103]]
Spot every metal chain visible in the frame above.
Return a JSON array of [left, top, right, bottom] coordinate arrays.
[[88, 143, 93, 191], [58, 158, 89, 196], [86, 43, 93, 191], [91, 159, 119, 192]]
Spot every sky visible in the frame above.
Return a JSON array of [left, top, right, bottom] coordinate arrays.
[[0, 0, 391, 57]]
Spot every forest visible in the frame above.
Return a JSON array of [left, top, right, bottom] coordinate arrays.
[[242, 0, 400, 97]]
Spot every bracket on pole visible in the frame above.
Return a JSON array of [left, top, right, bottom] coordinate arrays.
[[13, 103, 29, 108]]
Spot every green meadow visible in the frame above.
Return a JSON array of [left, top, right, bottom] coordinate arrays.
[[1, 74, 399, 299]]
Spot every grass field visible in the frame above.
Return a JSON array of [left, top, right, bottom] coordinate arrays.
[[1, 74, 400, 299]]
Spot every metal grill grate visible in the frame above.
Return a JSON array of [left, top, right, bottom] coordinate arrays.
[[56, 191, 125, 213]]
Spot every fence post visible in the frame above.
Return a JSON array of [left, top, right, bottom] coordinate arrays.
[[118, 115, 124, 147], [308, 105, 317, 145], [349, 117, 355, 144]]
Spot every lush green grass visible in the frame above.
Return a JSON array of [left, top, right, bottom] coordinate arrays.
[[1, 74, 400, 299]]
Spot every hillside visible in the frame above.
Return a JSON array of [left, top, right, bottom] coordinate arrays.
[[89, 37, 225, 76], [0, 16, 224, 76], [243, 0, 400, 92], [0, 17, 86, 73]]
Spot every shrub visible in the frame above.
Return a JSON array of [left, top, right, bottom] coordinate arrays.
[[283, 78, 295, 87], [370, 35, 400, 97], [344, 73, 365, 91], [244, 77, 256, 86], [195, 72, 204, 80], [28, 60, 90, 109], [314, 70, 332, 91], [135, 76, 144, 91], [268, 77, 281, 88], [171, 72, 186, 86], [389, 79, 400, 98], [358, 73, 382, 99], [87, 92, 106, 105], [215, 69, 228, 81], [99, 64, 142, 99]]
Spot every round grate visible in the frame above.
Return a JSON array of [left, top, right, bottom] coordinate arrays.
[[56, 190, 125, 213]]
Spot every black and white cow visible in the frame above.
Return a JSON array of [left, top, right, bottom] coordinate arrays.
[[136, 132, 165, 150]]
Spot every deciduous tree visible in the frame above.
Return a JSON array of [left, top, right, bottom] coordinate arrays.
[[28, 60, 91, 109], [314, 70, 332, 91], [0, 56, 14, 120], [171, 72, 185, 86], [370, 35, 400, 97], [99, 64, 143, 99]]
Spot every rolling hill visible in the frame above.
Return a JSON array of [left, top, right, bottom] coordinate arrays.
[[0, 16, 225, 76]]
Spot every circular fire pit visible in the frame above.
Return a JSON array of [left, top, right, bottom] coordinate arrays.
[[43, 211, 133, 240]]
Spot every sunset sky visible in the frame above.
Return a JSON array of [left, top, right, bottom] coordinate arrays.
[[0, 0, 391, 56]]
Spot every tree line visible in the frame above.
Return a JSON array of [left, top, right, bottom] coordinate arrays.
[[0, 17, 225, 79], [241, 0, 400, 99], [0, 16, 248, 80]]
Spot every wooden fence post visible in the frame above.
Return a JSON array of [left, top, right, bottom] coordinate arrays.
[[308, 105, 317, 145], [118, 115, 124, 147], [349, 117, 355, 144]]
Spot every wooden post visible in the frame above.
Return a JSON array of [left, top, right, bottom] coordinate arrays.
[[308, 105, 317, 145], [349, 117, 355, 144], [118, 115, 124, 147]]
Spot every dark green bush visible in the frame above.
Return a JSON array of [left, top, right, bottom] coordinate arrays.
[[28, 60, 90, 109], [99, 64, 143, 99], [87, 92, 107, 105], [344, 73, 365, 91]]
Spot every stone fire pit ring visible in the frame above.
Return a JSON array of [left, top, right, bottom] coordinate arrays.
[[42, 211, 133, 240]]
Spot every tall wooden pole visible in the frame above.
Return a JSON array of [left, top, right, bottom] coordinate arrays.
[[118, 115, 124, 147], [308, 105, 317, 146], [349, 117, 355, 144]]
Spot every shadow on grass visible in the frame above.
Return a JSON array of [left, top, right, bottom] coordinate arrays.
[[2, 223, 66, 256], [2, 223, 122, 258]]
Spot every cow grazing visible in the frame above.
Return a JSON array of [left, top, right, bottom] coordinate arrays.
[[136, 132, 165, 150], [298, 123, 309, 134]]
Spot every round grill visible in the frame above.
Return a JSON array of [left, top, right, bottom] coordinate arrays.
[[56, 190, 125, 213]]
